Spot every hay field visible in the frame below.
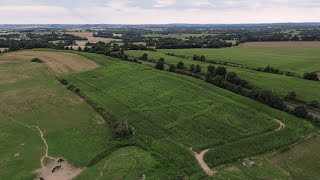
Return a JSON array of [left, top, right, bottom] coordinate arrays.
[[3, 51, 99, 75], [241, 41, 320, 48], [0, 51, 110, 179]]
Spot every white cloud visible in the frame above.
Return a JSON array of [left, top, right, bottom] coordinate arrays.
[[153, 0, 176, 8], [0, 0, 319, 24]]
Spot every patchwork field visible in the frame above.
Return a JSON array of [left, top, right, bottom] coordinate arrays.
[[125, 50, 320, 102], [241, 41, 320, 48], [0, 51, 110, 179], [158, 46, 320, 74], [1, 49, 318, 179], [61, 51, 314, 178]]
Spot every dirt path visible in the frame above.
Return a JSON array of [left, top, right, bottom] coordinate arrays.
[[190, 148, 216, 176], [191, 119, 285, 176]]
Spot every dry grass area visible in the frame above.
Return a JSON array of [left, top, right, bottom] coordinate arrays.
[[66, 32, 122, 43], [226, 40, 237, 45], [3, 51, 99, 75], [241, 41, 320, 47]]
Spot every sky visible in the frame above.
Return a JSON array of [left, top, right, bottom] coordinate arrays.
[[0, 0, 320, 24]]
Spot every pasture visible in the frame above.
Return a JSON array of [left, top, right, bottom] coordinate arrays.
[[158, 46, 320, 74], [62, 51, 314, 178], [125, 50, 320, 102], [241, 41, 320, 48], [0, 51, 110, 179]]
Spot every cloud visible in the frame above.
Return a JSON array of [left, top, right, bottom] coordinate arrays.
[[0, 0, 319, 24]]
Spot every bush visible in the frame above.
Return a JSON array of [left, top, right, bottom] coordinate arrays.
[[293, 105, 308, 118], [308, 100, 319, 108], [168, 64, 176, 72], [31, 58, 43, 63], [303, 72, 319, 81], [115, 121, 135, 138], [285, 91, 297, 100]]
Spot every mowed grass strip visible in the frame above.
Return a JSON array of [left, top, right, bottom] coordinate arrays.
[[125, 50, 320, 102], [63, 51, 314, 178], [0, 52, 111, 179], [158, 46, 320, 74]]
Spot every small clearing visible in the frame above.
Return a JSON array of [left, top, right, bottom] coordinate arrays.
[[241, 41, 320, 48], [3, 51, 99, 75]]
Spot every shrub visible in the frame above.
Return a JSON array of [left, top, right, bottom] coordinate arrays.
[[293, 106, 308, 118], [31, 58, 43, 63], [285, 91, 297, 100], [303, 72, 319, 81]]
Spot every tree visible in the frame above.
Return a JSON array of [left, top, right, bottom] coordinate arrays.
[[200, 55, 206, 61], [293, 106, 308, 118], [189, 64, 196, 73], [303, 72, 319, 81], [169, 64, 176, 72], [195, 65, 201, 74], [193, 55, 200, 60], [207, 65, 215, 75], [215, 66, 227, 76], [140, 53, 148, 61], [177, 61, 185, 70], [226, 72, 238, 83], [285, 91, 296, 100], [65, 46, 70, 50], [78, 47, 82, 51], [155, 58, 165, 70]]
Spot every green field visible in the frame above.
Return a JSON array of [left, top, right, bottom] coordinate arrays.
[[158, 46, 320, 74], [1, 49, 318, 179], [62, 51, 314, 178], [0, 52, 110, 179], [125, 50, 320, 102]]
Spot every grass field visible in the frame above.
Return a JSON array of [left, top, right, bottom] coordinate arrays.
[[125, 50, 320, 102], [61, 51, 314, 178], [0, 51, 110, 179], [158, 46, 320, 74], [241, 41, 320, 48]]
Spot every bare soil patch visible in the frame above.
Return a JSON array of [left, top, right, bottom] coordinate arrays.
[[34, 159, 83, 180], [241, 41, 320, 48], [4, 51, 99, 75]]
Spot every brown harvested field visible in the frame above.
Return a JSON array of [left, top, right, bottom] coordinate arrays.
[[2, 51, 99, 75], [66, 32, 122, 43], [226, 40, 237, 45], [0, 48, 8, 52], [241, 41, 320, 47]]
